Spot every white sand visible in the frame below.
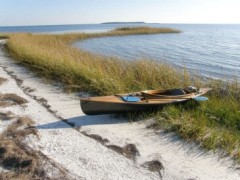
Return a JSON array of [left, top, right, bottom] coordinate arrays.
[[0, 39, 240, 179]]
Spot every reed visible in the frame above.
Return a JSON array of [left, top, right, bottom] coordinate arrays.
[[6, 27, 183, 95], [4, 27, 240, 161], [112, 26, 181, 34]]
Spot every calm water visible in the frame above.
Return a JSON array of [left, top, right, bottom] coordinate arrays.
[[75, 24, 240, 80], [0, 23, 143, 34], [1, 23, 240, 79]]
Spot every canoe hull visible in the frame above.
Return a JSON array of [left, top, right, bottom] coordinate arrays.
[[80, 87, 211, 115], [80, 98, 186, 115]]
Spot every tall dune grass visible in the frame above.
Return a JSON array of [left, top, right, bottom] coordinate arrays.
[[4, 27, 240, 161], [6, 27, 186, 95]]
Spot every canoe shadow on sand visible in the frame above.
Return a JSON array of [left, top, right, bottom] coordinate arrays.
[[35, 114, 127, 129]]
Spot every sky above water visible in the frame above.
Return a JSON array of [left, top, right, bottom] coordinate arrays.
[[1, 0, 240, 26]]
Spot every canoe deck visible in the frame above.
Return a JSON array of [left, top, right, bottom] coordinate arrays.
[[141, 88, 211, 99]]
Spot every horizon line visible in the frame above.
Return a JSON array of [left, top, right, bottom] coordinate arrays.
[[1, 22, 240, 28]]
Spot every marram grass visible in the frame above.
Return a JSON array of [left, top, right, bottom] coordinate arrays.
[[6, 27, 184, 95], [4, 27, 240, 161]]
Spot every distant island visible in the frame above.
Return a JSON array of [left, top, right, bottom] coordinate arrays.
[[101, 22, 146, 24]]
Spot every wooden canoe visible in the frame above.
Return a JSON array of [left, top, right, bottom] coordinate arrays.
[[141, 87, 211, 99], [80, 87, 211, 115]]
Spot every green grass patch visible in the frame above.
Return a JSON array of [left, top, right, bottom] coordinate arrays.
[[154, 96, 240, 159], [3, 26, 240, 161]]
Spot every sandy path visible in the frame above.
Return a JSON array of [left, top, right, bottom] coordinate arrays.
[[0, 39, 240, 179], [0, 40, 157, 179]]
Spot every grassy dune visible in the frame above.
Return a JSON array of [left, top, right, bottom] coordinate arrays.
[[6, 27, 185, 94], [3, 27, 240, 161]]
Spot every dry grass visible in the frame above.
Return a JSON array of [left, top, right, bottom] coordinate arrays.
[[112, 26, 181, 34], [0, 116, 68, 179], [3, 117, 38, 140], [0, 111, 15, 121], [81, 132, 109, 145], [0, 93, 28, 107], [0, 77, 7, 85], [82, 131, 140, 161], [142, 160, 164, 178], [0, 116, 39, 178], [106, 144, 140, 161], [142, 160, 164, 172]]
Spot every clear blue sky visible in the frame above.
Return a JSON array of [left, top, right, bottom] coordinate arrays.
[[1, 0, 240, 26]]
